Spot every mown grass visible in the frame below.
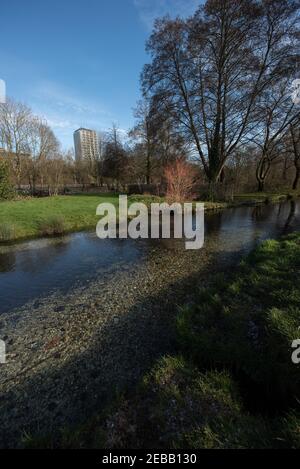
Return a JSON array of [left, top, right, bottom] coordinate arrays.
[[0, 194, 119, 242], [24, 232, 300, 449], [0, 193, 230, 243]]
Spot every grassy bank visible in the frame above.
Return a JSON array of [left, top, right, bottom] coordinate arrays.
[[0, 194, 227, 243], [25, 233, 300, 449], [233, 191, 293, 205], [0, 191, 297, 243], [0, 194, 118, 242]]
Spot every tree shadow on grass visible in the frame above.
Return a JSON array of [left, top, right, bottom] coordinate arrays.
[[0, 242, 247, 448]]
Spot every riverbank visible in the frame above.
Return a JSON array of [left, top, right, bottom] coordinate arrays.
[[0, 223, 227, 447], [0, 201, 299, 448], [0, 191, 296, 244], [0, 194, 119, 243], [27, 232, 299, 449]]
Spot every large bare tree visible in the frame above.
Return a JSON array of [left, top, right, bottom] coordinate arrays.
[[142, 0, 299, 191]]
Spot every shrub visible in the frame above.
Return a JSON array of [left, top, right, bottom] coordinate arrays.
[[164, 160, 197, 202], [38, 215, 66, 236], [0, 159, 14, 200]]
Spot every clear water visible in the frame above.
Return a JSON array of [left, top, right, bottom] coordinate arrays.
[[0, 199, 299, 314]]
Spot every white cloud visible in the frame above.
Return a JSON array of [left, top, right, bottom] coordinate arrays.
[[134, 0, 201, 29], [29, 81, 115, 149], [32, 81, 110, 117]]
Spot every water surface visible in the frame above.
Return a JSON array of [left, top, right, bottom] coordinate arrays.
[[0, 200, 299, 314]]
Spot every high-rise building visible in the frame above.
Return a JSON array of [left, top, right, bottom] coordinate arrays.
[[73, 128, 100, 162]]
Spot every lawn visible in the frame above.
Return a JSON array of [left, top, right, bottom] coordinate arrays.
[[0, 194, 119, 242], [0, 193, 229, 243]]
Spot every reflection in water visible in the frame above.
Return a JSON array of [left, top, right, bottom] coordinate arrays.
[[0, 199, 300, 314], [283, 200, 296, 232]]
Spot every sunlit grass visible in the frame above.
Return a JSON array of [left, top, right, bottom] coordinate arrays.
[[0, 194, 119, 241]]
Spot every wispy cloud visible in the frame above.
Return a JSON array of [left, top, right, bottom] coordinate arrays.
[[29, 81, 115, 149], [32, 81, 110, 117], [134, 0, 201, 30]]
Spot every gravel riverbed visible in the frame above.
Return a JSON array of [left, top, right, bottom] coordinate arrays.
[[1, 200, 299, 447], [0, 229, 257, 448]]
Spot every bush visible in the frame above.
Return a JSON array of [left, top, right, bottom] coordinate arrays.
[[277, 412, 300, 449], [38, 215, 66, 236], [0, 159, 14, 200], [165, 160, 197, 202]]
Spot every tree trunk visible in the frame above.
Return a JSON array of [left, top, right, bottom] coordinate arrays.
[[292, 167, 300, 191], [258, 179, 265, 192]]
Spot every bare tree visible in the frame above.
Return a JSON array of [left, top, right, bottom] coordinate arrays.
[[253, 78, 299, 191], [142, 0, 299, 193], [27, 118, 60, 193], [129, 99, 157, 184], [0, 98, 33, 188], [102, 124, 129, 190]]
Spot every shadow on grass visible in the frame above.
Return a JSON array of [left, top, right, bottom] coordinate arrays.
[[0, 241, 247, 448]]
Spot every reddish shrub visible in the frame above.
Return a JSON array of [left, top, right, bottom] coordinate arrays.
[[164, 159, 197, 202]]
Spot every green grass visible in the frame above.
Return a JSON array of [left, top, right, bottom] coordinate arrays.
[[233, 191, 294, 204], [0, 194, 230, 243], [0, 194, 119, 242], [177, 233, 300, 402], [1, 189, 296, 244], [0, 222, 16, 241], [0, 188, 298, 243]]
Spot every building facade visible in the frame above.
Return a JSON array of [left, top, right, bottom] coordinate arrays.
[[73, 128, 100, 162]]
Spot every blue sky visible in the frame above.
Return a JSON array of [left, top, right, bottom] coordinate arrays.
[[1, 0, 201, 149]]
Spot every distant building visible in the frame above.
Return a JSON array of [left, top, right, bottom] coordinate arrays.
[[73, 128, 100, 162]]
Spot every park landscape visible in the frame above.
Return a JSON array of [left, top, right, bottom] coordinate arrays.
[[0, 0, 300, 450]]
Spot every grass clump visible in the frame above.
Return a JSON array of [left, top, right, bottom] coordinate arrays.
[[0, 222, 15, 241], [38, 215, 66, 236]]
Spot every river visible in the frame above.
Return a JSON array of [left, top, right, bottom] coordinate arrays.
[[0, 199, 299, 314], [0, 199, 299, 447]]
